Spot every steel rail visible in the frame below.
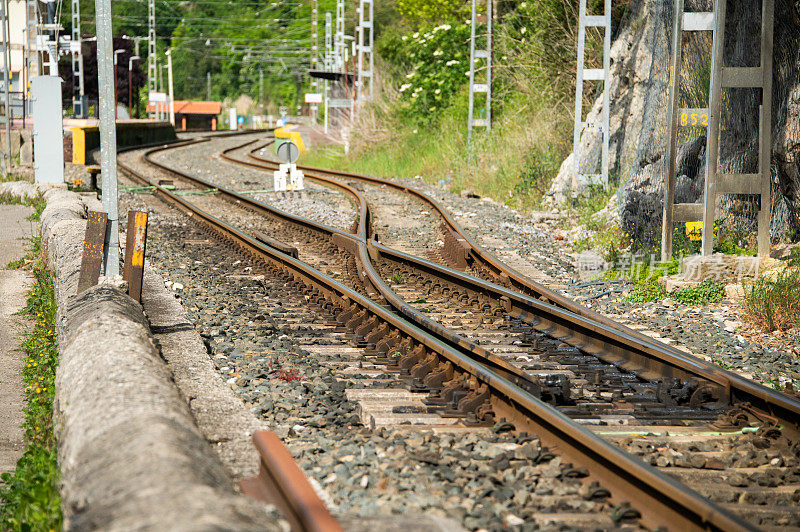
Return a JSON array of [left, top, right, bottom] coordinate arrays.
[[119, 137, 753, 532], [239, 431, 342, 532], [237, 138, 800, 439]]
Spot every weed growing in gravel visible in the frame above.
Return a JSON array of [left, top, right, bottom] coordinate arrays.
[[625, 280, 725, 305], [0, 240, 62, 530], [389, 272, 406, 284], [0, 192, 46, 221], [4, 236, 40, 270], [268, 358, 306, 382], [625, 282, 666, 303], [671, 280, 726, 306], [742, 269, 800, 332]]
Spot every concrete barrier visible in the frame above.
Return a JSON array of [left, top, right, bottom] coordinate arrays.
[[32, 188, 283, 531]]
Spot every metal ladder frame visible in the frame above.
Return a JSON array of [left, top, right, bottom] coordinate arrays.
[[356, 0, 373, 102], [334, 0, 344, 72], [704, 0, 774, 256], [71, 0, 86, 117], [572, 0, 611, 190], [661, 0, 774, 259], [467, 0, 491, 138]]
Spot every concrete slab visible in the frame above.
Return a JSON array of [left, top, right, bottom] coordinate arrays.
[[0, 270, 33, 480], [0, 204, 35, 266]]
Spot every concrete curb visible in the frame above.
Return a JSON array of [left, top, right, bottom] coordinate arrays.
[[14, 184, 284, 531]]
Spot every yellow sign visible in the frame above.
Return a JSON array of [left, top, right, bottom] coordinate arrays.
[[685, 221, 703, 241], [680, 112, 709, 127]]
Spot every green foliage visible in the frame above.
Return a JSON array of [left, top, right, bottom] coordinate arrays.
[[625, 279, 725, 305], [787, 248, 800, 268], [714, 236, 756, 256], [510, 147, 564, 207], [0, 247, 61, 531], [378, 23, 471, 123], [625, 282, 667, 303], [395, 0, 470, 25], [742, 269, 800, 331], [671, 280, 726, 306]]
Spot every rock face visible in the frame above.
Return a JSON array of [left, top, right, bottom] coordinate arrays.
[[549, 0, 674, 203], [551, 0, 800, 243]]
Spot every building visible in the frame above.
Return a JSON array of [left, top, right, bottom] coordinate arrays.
[[147, 100, 222, 131]]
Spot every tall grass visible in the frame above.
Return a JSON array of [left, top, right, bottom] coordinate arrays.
[[742, 269, 800, 332]]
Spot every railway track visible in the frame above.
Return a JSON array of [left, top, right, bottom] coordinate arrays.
[[119, 134, 799, 530]]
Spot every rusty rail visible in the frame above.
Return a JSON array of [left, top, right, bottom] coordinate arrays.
[[116, 135, 760, 531], [239, 431, 342, 532]]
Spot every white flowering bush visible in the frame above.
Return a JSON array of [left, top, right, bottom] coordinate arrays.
[[378, 22, 471, 123]]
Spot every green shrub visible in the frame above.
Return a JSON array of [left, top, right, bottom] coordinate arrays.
[[742, 269, 800, 331]]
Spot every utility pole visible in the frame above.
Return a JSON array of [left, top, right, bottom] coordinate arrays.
[[147, 0, 156, 117], [206, 71, 211, 100], [166, 51, 174, 125], [259, 67, 263, 108], [71, 0, 86, 117], [95, 0, 120, 277]]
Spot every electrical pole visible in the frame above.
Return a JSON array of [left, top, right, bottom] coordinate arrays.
[[206, 71, 211, 100], [259, 67, 263, 108], [147, 0, 156, 117], [95, 0, 120, 277], [166, 50, 174, 125]]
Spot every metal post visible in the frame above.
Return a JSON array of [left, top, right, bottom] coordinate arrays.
[[467, 0, 491, 139], [259, 68, 263, 108], [661, 0, 686, 262], [128, 55, 139, 117], [702, 0, 724, 256], [147, 0, 156, 118], [95, 0, 120, 277], [572, 0, 610, 189], [661, 3, 716, 260], [206, 71, 211, 100], [166, 49, 174, 126], [0, 0, 10, 176], [113, 49, 124, 119]]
